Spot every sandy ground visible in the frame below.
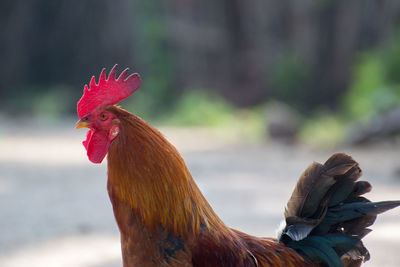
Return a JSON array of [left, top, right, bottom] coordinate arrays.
[[0, 117, 399, 267]]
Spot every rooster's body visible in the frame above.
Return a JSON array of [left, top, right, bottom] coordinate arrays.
[[106, 107, 310, 266], [76, 65, 400, 267]]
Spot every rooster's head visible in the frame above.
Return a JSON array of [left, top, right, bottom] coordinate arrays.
[[75, 64, 141, 163]]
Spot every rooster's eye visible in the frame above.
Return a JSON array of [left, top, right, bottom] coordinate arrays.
[[100, 113, 108, 121]]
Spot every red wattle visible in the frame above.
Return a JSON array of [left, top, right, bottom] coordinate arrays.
[[82, 129, 93, 150], [83, 129, 110, 163]]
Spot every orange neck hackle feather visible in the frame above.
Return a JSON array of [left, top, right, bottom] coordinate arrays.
[[106, 106, 228, 237]]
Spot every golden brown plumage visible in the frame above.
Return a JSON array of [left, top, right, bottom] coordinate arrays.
[[76, 66, 400, 267], [105, 106, 311, 266]]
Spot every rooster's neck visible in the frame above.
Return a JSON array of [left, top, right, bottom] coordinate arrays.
[[106, 106, 227, 238]]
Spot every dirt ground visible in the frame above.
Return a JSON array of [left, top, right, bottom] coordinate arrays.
[[0, 118, 399, 267]]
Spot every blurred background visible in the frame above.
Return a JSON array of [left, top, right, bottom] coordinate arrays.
[[1, 0, 400, 266]]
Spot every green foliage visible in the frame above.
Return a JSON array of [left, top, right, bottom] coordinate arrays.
[[343, 53, 398, 120], [271, 51, 311, 110], [163, 90, 265, 141], [4, 85, 74, 119], [343, 33, 400, 121], [130, 0, 176, 116], [32, 86, 75, 119], [385, 36, 400, 85], [299, 113, 346, 148], [122, 77, 172, 122], [165, 90, 235, 126], [301, 31, 400, 147]]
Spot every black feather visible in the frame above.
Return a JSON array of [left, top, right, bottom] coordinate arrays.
[[279, 153, 400, 267]]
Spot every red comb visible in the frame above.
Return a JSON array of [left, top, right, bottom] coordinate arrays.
[[77, 64, 141, 118]]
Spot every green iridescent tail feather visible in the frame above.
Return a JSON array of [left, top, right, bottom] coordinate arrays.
[[278, 153, 400, 267]]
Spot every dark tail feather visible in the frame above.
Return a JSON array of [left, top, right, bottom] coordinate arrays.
[[278, 153, 400, 267]]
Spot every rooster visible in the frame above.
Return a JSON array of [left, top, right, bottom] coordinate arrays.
[[76, 65, 400, 267]]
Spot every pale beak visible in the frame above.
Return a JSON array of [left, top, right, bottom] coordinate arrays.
[[75, 120, 91, 129]]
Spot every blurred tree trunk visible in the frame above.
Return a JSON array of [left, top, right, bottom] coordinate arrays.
[[0, 0, 135, 104], [2, 0, 400, 113], [165, 0, 400, 111]]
